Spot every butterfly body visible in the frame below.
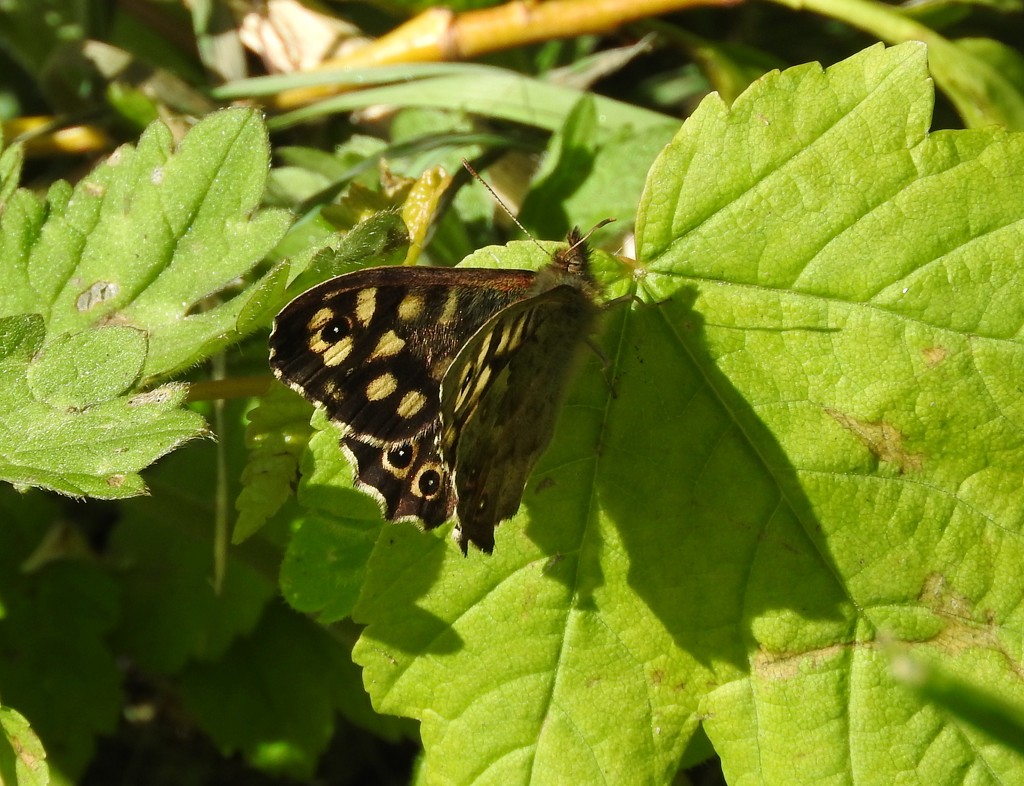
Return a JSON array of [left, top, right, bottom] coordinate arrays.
[[270, 228, 603, 553]]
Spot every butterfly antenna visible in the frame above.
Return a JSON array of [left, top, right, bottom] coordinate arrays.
[[461, 159, 550, 256], [463, 160, 617, 255], [572, 218, 616, 252]]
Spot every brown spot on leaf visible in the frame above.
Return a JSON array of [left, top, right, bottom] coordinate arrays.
[[11, 735, 42, 770], [754, 642, 857, 680], [533, 477, 556, 495], [97, 311, 132, 327], [826, 408, 923, 473], [919, 574, 973, 619], [76, 281, 119, 312], [106, 474, 126, 488], [129, 384, 187, 407], [921, 346, 949, 367], [918, 574, 1023, 679]]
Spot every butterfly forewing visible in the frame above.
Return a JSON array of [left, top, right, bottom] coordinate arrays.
[[269, 267, 535, 444]]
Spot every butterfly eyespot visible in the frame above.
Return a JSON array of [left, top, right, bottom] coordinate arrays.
[[418, 468, 442, 497], [387, 444, 414, 469], [323, 316, 354, 342]]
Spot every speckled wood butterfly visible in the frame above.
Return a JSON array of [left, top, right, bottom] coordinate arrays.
[[269, 226, 605, 553]]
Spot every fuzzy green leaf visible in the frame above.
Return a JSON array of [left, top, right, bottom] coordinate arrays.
[[26, 325, 146, 408], [0, 314, 44, 362], [348, 42, 1024, 785], [639, 40, 1024, 785], [0, 108, 290, 375], [279, 412, 383, 624], [0, 373, 200, 499], [0, 108, 292, 499], [17, 108, 290, 376], [234, 384, 311, 544]]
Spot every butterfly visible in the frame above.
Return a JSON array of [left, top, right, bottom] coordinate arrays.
[[269, 226, 606, 553]]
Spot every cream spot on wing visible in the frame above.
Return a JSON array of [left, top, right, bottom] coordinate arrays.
[[431, 355, 452, 380], [494, 325, 510, 355], [456, 361, 492, 412], [496, 316, 528, 355], [366, 372, 397, 401], [474, 332, 494, 373], [322, 336, 354, 366], [398, 293, 424, 321], [471, 364, 492, 400], [308, 307, 334, 331], [438, 290, 460, 325], [370, 330, 406, 359], [397, 390, 427, 419], [356, 288, 377, 325], [505, 314, 529, 353]]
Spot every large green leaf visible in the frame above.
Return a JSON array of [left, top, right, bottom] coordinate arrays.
[[346, 43, 1024, 784]]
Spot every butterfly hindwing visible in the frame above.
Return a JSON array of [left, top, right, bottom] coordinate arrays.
[[440, 281, 601, 552], [341, 429, 454, 527]]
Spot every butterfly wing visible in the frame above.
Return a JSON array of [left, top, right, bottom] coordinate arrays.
[[341, 427, 454, 527], [270, 266, 536, 528], [439, 286, 600, 552], [270, 267, 535, 444]]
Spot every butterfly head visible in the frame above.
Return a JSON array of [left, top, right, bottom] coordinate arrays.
[[545, 219, 614, 280], [551, 227, 590, 277]]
